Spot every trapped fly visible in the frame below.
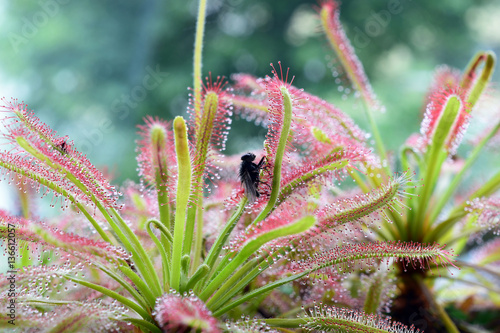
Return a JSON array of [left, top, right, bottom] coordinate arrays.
[[239, 152, 265, 204], [55, 140, 69, 155]]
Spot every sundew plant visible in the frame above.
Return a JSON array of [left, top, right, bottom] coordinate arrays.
[[1, 1, 499, 332]]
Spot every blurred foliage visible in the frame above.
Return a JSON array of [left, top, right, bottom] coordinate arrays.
[[0, 0, 499, 183]]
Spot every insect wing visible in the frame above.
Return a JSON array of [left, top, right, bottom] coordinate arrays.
[[240, 165, 259, 203], [240, 161, 259, 203]]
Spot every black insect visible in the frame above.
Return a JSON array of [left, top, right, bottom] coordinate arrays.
[[56, 141, 69, 155], [239, 152, 266, 204], [59, 141, 68, 154]]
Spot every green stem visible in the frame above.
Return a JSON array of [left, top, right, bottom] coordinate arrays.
[[123, 318, 162, 333], [24, 299, 78, 305], [171, 117, 192, 291], [18, 182, 30, 219], [187, 0, 208, 273], [400, 146, 424, 234], [147, 218, 174, 243], [157, 177, 171, 255], [152, 125, 171, 228], [461, 51, 495, 107], [363, 272, 385, 314], [118, 264, 158, 307], [253, 85, 293, 223], [65, 275, 152, 321], [363, 103, 390, 176], [193, 0, 207, 121], [192, 204, 204, 273], [186, 264, 209, 291], [184, 203, 197, 260], [96, 263, 151, 310], [18, 184, 33, 267], [400, 146, 424, 175], [212, 271, 308, 316], [205, 257, 263, 311], [101, 205, 162, 297], [412, 96, 460, 238], [264, 318, 307, 329], [199, 198, 247, 290], [146, 219, 172, 290]]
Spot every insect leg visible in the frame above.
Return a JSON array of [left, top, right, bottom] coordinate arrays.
[[257, 156, 266, 169]]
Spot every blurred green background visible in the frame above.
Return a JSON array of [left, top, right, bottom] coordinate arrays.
[[0, 0, 499, 185]]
